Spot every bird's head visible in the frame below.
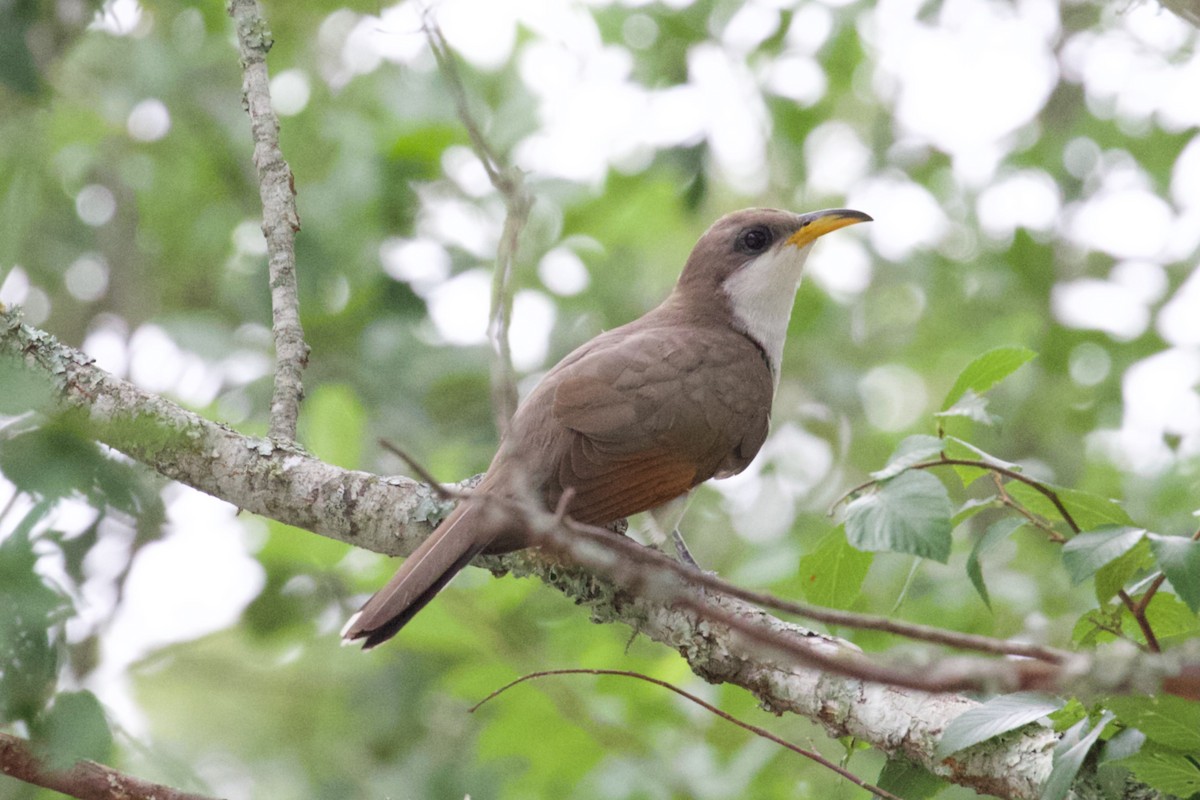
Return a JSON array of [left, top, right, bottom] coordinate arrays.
[[673, 207, 872, 379]]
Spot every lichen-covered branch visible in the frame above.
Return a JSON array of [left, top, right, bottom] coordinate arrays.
[[228, 0, 308, 442], [2, 309, 1183, 800]]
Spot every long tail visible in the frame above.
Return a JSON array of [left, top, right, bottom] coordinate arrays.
[[341, 501, 488, 649]]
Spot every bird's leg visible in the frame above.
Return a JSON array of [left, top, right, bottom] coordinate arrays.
[[647, 494, 702, 570], [669, 529, 701, 569]]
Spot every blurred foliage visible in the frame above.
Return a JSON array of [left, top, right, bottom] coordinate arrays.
[[1, 0, 1199, 798]]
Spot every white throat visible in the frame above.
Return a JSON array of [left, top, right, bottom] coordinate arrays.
[[721, 243, 813, 387]]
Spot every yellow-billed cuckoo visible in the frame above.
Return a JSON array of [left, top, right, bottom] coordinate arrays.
[[343, 207, 871, 649]]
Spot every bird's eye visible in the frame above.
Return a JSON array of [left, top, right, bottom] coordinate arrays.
[[738, 226, 772, 253]]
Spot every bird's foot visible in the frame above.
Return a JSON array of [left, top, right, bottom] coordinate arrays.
[[671, 528, 704, 571]]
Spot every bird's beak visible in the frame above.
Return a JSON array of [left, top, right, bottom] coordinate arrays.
[[785, 208, 872, 249]]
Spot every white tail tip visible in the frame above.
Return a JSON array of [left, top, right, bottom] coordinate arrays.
[[339, 611, 362, 644]]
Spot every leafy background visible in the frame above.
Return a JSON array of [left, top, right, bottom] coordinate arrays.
[[1, 0, 1199, 797]]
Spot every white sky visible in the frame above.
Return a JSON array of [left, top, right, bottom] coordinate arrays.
[[3, 0, 1199, 731]]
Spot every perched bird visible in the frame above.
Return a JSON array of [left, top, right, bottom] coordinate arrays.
[[343, 207, 871, 649]]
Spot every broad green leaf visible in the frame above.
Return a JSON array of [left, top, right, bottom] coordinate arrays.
[[1061, 527, 1146, 585], [845, 471, 953, 563], [1005, 482, 1134, 531], [966, 518, 1025, 609], [941, 346, 1037, 411], [1094, 537, 1153, 604], [34, 690, 114, 770], [1071, 606, 1124, 648], [1043, 712, 1114, 800], [1138, 592, 1200, 645], [1147, 534, 1200, 612], [1116, 743, 1200, 797], [952, 496, 999, 526], [1099, 727, 1145, 764], [1047, 698, 1088, 732], [936, 692, 1062, 758], [798, 527, 874, 609], [876, 756, 947, 800], [871, 434, 944, 481], [934, 389, 997, 425], [1104, 695, 1200, 752]]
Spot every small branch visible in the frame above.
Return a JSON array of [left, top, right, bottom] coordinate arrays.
[[425, 20, 532, 436], [378, 438, 457, 500], [0, 732, 221, 800], [563, 517, 1070, 664], [472, 669, 905, 800], [990, 472, 1065, 543], [228, 0, 308, 443], [535, 518, 1073, 695], [1118, 589, 1161, 653]]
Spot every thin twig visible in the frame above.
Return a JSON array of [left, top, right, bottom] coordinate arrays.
[[1118, 589, 1161, 653], [377, 438, 458, 500], [0, 732, 221, 800], [441, 479, 1071, 664], [559, 517, 1070, 664], [519, 514, 1082, 694], [425, 20, 532, 436], [471, 669, 905, 800], [228, 0, 308, 443], [989, 472, 1066, 542]]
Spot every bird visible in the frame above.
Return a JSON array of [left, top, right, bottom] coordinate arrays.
[[342, 207, 871, 649]]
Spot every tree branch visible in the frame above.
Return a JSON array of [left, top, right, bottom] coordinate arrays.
[[228, 0, 308, 443], [0, 732, 220, 800], [426, 21, 532, 436], [4, 309, 1190, 799]]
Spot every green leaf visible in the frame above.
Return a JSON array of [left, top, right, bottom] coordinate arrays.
[[1105, 694, 1200, 752], [1137, 592, 1200, 645], [34, 690, 113, 770], [951, 496, 999, 526], [0, 505, 63, 723], [1093, 536, 1153, 604], [845, 471, 954, 563], [797, 527, 874, 609], [1099, 727, 1145, 764], [934, 389, 997, 425], [966, 518, 1025, 609], [1116, 743, 1200, 797], [1099, 729, 1142, 767], [1047, 698, 1088, 732], [871, 434, 944, 481], [936, 692, 1062, 758], [1147, 534, 1200, 613], [877, 755, 947, 800], [1043, 712, 1114, 800], [941, 346, 1037, 411], [1071, 606, 1123, 648], [1005, 482, 1134, 531], [1061, 527, 1146, 586]]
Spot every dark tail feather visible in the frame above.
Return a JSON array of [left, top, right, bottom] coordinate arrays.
[[341, 502, 487, 649]]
